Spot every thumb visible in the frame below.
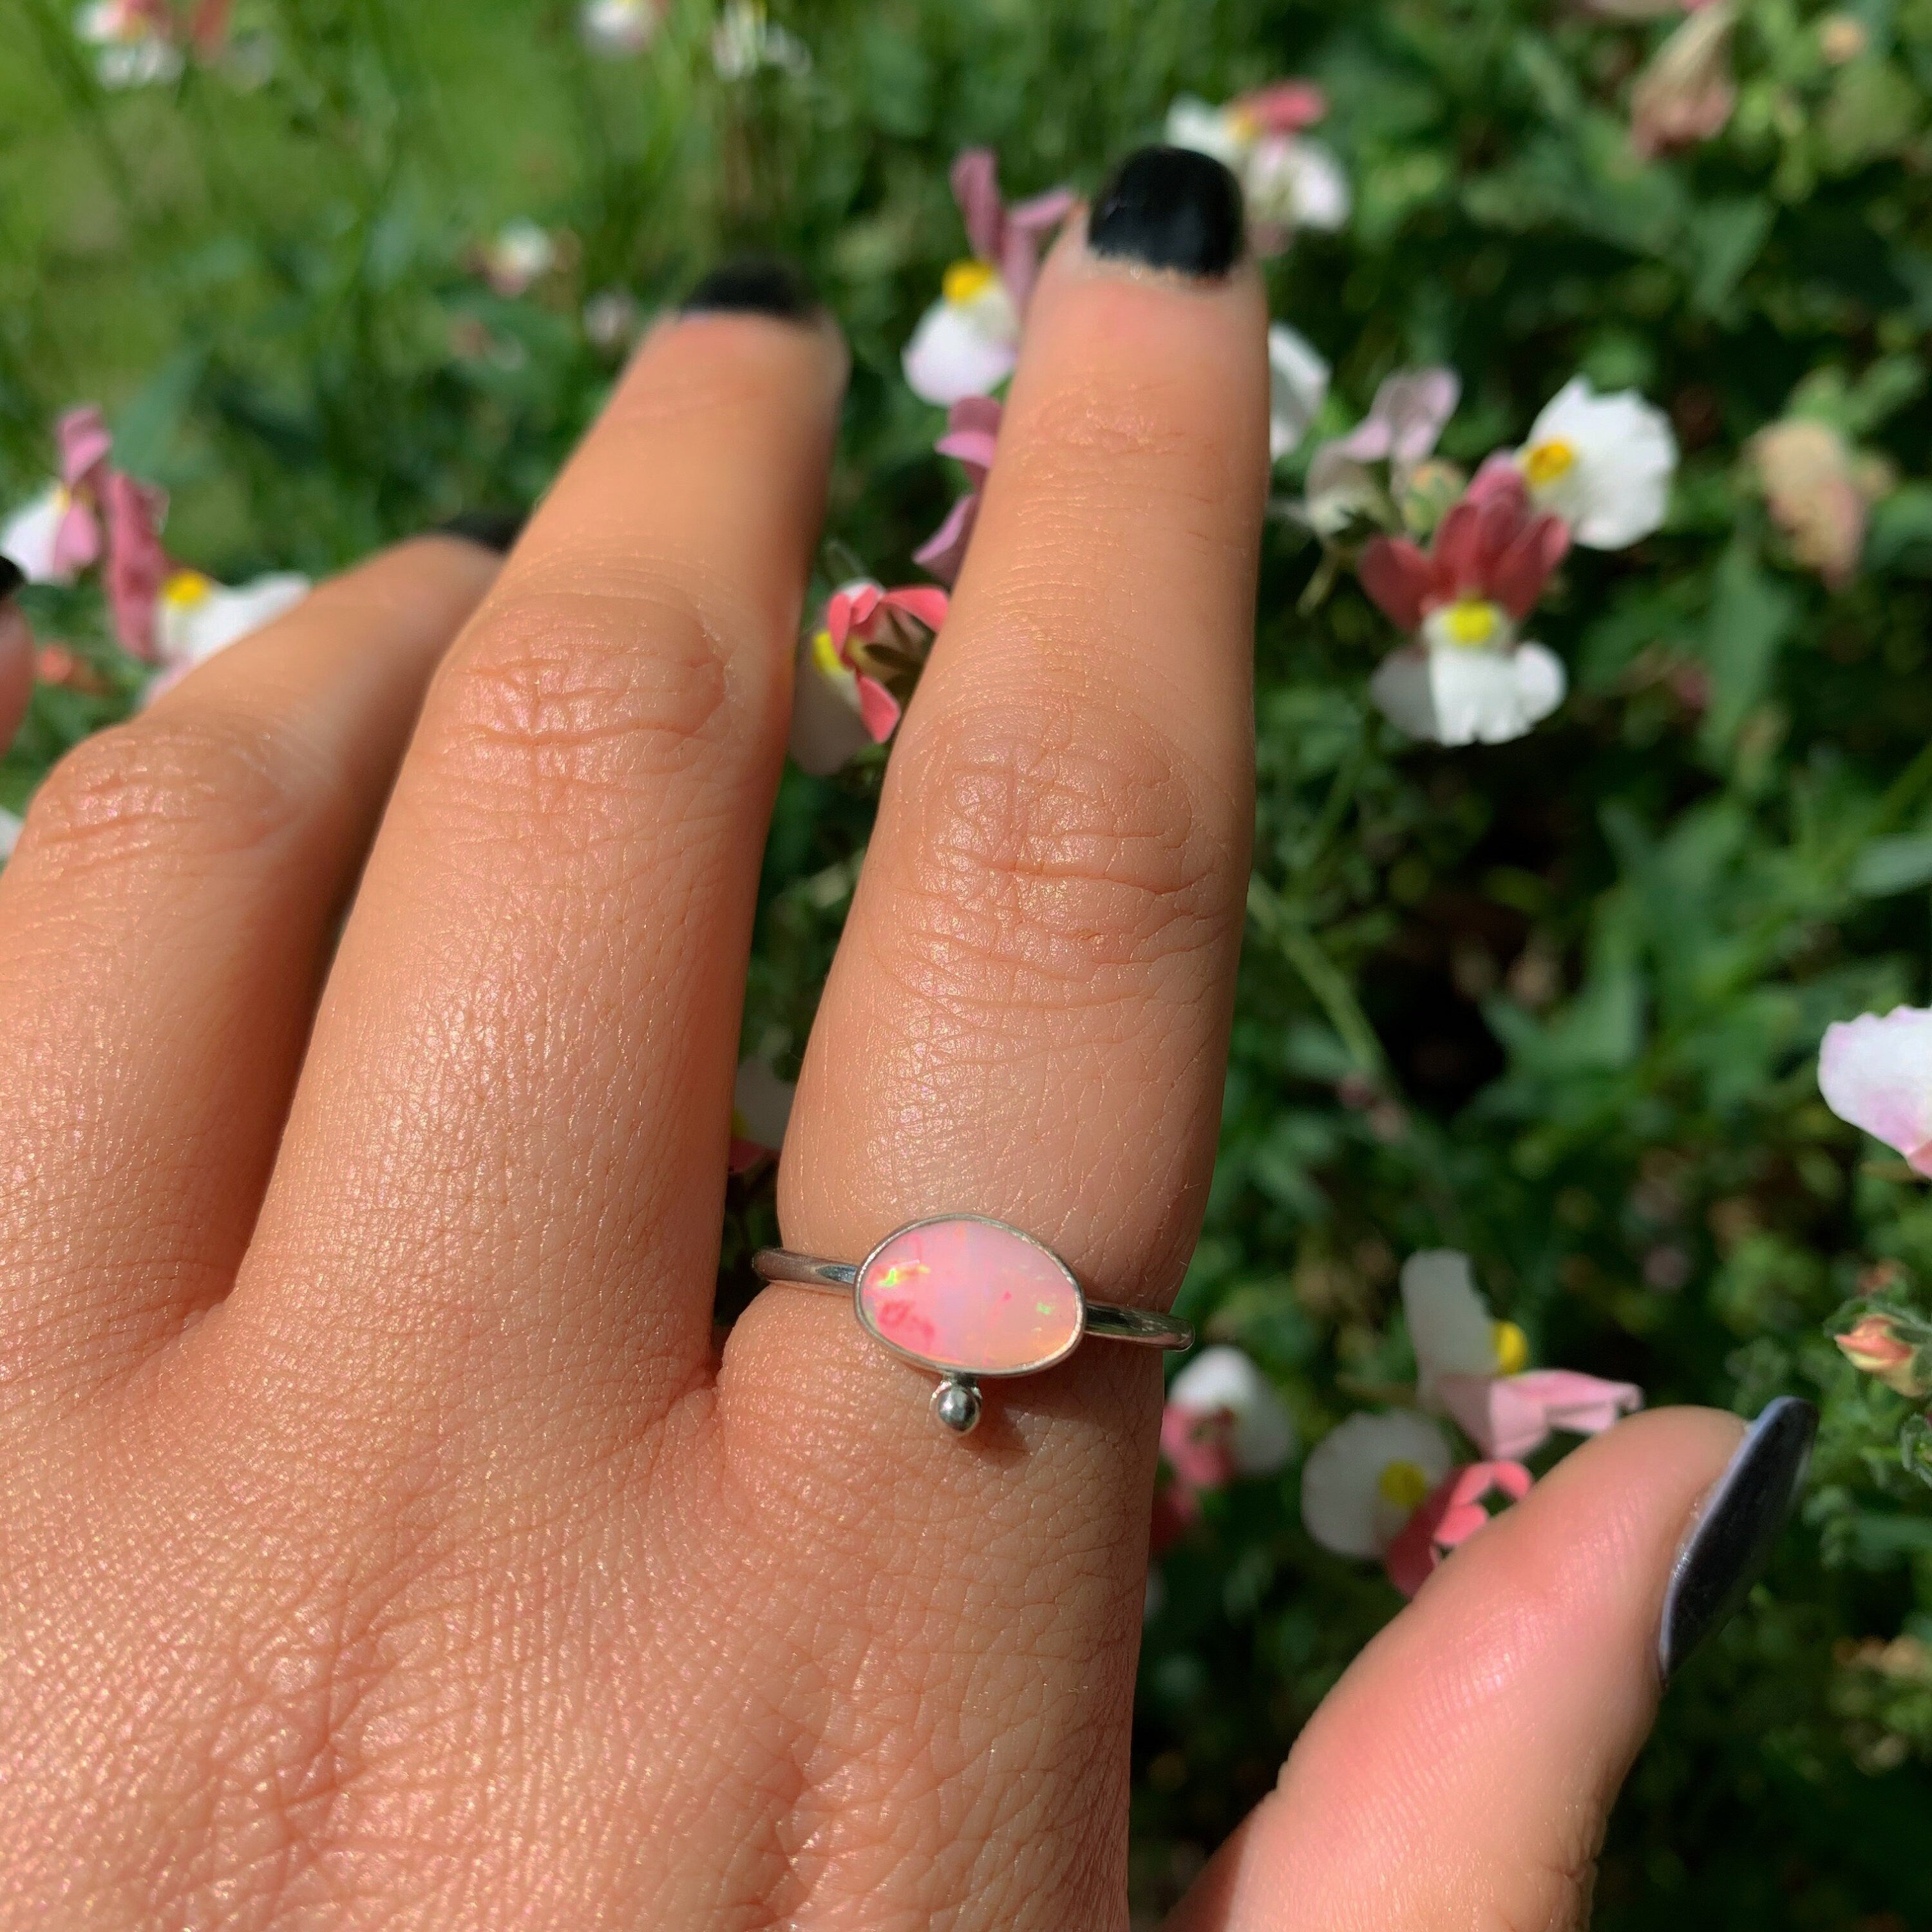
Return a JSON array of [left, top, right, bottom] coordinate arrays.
[[1167, 1400, 1815, 1932]]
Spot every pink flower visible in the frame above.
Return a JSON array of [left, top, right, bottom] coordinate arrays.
[[1820, 1006, 1932, 1174], [1383, 1460, 1533, 1597], [1402, 1250, 1641, 1459], [1151, 1346, 1296, 1555], [102, 470, 171, 663], [1836, 1312, 1929, 1399], [1300, 368, 1460, 538], [789, 580, 949, 774], [913, 397, 1001, 583], [1359, 466, 1570, 633], [902, 152, 1074, 405]]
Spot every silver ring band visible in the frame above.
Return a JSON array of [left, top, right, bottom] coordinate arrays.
[[752, 1215, 1193, 1435]]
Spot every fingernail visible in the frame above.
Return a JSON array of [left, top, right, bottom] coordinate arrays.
[[0, 555, 23, 601], [1086, 144, 1245, 279], [1658, 1396, 1817, 1680], [681, 256, 819, 321], [435, 511, 526, 555]]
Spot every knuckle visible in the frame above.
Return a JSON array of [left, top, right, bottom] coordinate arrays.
[[422, 586, 748, 819], [887, 696, 1231, 999], [23, 708, 316, 874]]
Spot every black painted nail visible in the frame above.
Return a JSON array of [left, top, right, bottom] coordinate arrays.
[[1087, 144, 1245, 279], [682, 256, 818, 321], [435, 511, 526, 555], [0, 554, 23, 600], [1658, 1396, 1817, 1680]]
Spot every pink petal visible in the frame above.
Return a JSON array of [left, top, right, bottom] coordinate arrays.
[[1359, 535, 1437, 631], [1383, 368, 1461, 465], [950, 148, 1005, 267], [189, 0, 232, 50], [1490, 513, 1570, 620], [855, 674, 902, 743], [1820, 1007, 1932, 1168], [1466, 450, 1527, 506], [1510, 1368, 1643, 1438], [1383, 1460, 1533, 1597], [826, 582, 882, 654], [102, 471, 170, 663], [57, 406, 112, 490], [727, 1135, 772, 1175], [1436, 1370, 1640, 1459], [49, 500, 102, 578], [912, 492, 980, 584], [935, 393, 1001, 476], [881, 584, 949, 634], [1160, 1402, 1238, 1493], [1233, 80, 1329, 132]]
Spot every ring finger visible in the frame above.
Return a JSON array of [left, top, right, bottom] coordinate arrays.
[[728, 146, 1270, 1927]]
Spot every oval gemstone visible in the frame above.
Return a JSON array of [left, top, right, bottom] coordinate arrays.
[[856, 1218, 1083, 1377]]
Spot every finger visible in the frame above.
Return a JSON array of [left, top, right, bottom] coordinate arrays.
[[729, 149, 1269, 1925], [1168, 1403, 1817, 1932], [233, 263, 846, 1437], [0, 538, 497, 1405]]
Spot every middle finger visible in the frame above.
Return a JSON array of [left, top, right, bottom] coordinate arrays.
[[230, 266, 847, 1442]]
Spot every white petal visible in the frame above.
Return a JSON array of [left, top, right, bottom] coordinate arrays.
[[580, 0, 656, 53], [1524, 378, 1677, 549], [1267, 325, 1329, 462], [0, 485, 71, 584], [1168, 1346, 1298, 1474], [1302, 444, 1378, 535], [1247, 138, 1350, 232], [0, 808, 20, 859], [1164, 97, 1245, 168], [732, 1055, 795, 1151], [1820, 1006, 1932, 1168], [901, 298, 1018, 406], [1372, 643, 1565, 746], [1401, 1250, 1496, 1403], [159, 573, 311, 670], [1301, 1410, 1452, 1558], [788, 637, 870, 776]]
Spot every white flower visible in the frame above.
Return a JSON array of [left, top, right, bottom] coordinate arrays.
[[1167, 1346, 1298, 1474], [1820, 1006, 1932, 1176], [1301, 1410, 1452, 1559], [582, 289, 642, 352], [480, 221, 558, 299], [579, 0, 658, 55], [155, 569, 311, 674], [1370, 630, 1567, 747], [1244, 135, 1350, 233], [77, 0, 184, 87], [1401, 1250, 1526, 1408], [1514, 377, 1676, 549], [1163, 93, 1349, 245], [1164, 97, 1247, 169], [712, 0, 809, 80], [1267, 324, 1329, 462], [1, 484, 73, 585], [0, 808, 20, 859], [902, 261, 1023, 406]]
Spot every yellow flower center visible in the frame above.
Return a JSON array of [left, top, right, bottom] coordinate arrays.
[[1522, 438, 1577, 488], [1226, 106, 1260, 142], [1441, 599, 1501, 647], [1378, 1459, 1432, 1511], [809, 627, 846, 680], [1493, 1320, 1530, 1376], [942, 259, 999, 307], [162, 570, 214, 609]]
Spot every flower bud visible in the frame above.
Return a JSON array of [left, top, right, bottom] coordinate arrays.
[[1837, 1312, 1931, 1398]]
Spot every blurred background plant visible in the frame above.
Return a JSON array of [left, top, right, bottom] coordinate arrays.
[[8, 0, 1932, 1921]]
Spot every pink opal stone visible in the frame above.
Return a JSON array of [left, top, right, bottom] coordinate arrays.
[[856, 1217, 1084, 1377]]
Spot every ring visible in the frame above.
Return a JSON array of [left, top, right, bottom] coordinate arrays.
[[752, 1214, 1194, 1435]]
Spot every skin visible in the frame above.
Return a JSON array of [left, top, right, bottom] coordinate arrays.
[[0, 221, 1743, 1931]]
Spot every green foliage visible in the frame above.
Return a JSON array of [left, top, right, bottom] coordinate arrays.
[[7, 0, 1932, 1920]]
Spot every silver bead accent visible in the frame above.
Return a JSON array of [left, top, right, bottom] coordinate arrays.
[[932, 1374, 983, 1434]]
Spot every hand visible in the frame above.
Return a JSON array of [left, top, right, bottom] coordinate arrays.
[[0, 149, 1778, 1931]]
